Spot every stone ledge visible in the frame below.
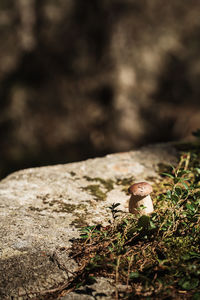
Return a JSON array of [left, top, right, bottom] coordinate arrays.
[[0, 143, 178, 299]]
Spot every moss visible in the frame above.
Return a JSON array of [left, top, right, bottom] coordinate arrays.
[[70, 211, 90, 228], [116, 176, 135, 186], [71, 216, 89, 228], [83, 175, 137, 197], [82, 184, 107, 201], [83, 176, 114, 192], [52, 202, 78, 213], [54, 202, 89, 213], [29, 206, 45, 212], [84, 199, 97, 208], [70, 171, 76, 177], [37, 193, 91, 213], [83, 176, 115, 201], [165, 236, 196, 263], [41, 197, 88, 213], [116, 176, 135, 194]]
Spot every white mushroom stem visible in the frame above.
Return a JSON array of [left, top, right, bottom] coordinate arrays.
[[129, 194, 154, 215]]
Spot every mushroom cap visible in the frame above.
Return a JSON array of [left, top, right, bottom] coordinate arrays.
[[128, 182, 153, 197]]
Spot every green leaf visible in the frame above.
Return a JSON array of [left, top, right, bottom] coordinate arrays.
[[186, 203, 196, 212], [171, 194, 179, 203], [149, 220, 156, 229], [167, 190, 172, 198], [164, 183, 173, 187], [178, 277, 199, 290], [80, 234, 89, 239], [192, 293, 200, 300], [194, 168, 200, 174], [138, 215, 150, 228], [117, 232, 122, 239], [80, 225, 95, 232], [175, 187, 182, 196], [123, 218, 129, 225], [162, 173, 174, 179], [181, 254, 191, 261], [109, 203, 120, 209], [181, 181, 189, 190], [87, 276, 97, 284], [177, 170, 190, 176], [189, 251, 200, 258], [174, 177, 181, 184], [129, 271, 139, 279], [76, 281, 84, 289]]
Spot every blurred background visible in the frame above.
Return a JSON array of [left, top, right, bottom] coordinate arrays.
[[1, 0, 200, 179]]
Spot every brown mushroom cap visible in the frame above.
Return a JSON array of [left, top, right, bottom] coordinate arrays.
[[128, 182, 153, 197]]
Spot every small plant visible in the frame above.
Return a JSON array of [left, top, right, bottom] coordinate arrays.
[[66, 133, 200, 299], [108, 203, 122, 222]]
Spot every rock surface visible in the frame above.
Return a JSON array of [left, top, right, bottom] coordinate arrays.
[[0, 144, 178, 299]]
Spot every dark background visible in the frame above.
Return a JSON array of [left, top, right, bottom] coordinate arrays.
[[1, 0, 200, 179]]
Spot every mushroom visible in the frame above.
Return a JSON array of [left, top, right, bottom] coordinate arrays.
[[128, 182, 154, 215]]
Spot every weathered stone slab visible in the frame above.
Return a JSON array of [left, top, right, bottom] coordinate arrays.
[[0, 144, 177, 299], [61, 277, 115, 300]]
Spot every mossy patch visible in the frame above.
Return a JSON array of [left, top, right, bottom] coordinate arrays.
[[71, 216, 89, 228], [29, 206, 45, 212], [52, 202, 78, 213], [38, 194, 88, 213], [83, 176, 114, 192], [70, 211, 91, 228], [70, 171, 76, 177], [83, 175, 136, 198], [51, 201, 88, 213], [82, 176, 116, 201], [116, 176, 135, 194], [82, 184, 107, 201], [115, 176, 135, 186]]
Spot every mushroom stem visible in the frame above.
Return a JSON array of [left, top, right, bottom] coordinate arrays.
[[129, 194, 154, 215]]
